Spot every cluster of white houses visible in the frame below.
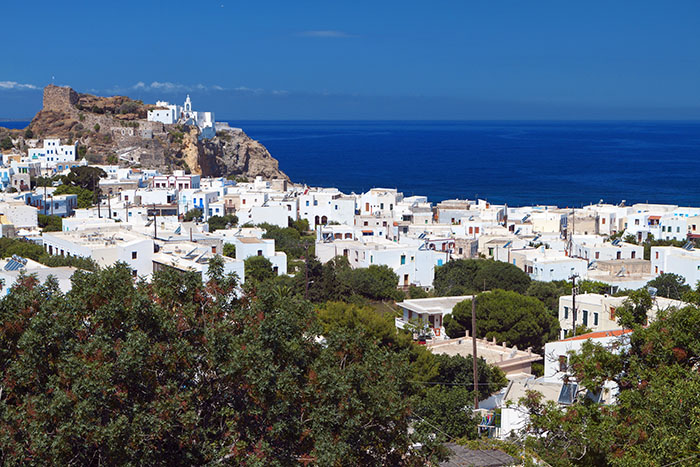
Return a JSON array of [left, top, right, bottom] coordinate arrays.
[[2, 137, 700, 300], [2, 125, 700, 442]]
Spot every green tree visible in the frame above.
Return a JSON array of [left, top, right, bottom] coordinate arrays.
[[222, 243, 236, 258], [526, 280, 569, 317], [413, 385, 478, 440], [645, 272, 691, 300], [207, 214, 238, 232], [61, 166, 106, 193], [93, 123, 100, 132], [434, 259, 531, 296], [347, 264, 402, 301], [615, 288, 654, 329], [522, 303, 700, 467], [244, 255, 275, 283], [289, 218, 309, 234], [24, 127, 34, 139], [182, 208, 202, 222], [0, 262, 435, 465], [259, 222, 314, 259], [53, 184, 95, 209], [0, 136, 13, 150], [445, 290, 559, 353], [408, 285, 429, 299], [38, 214, 62, 232]]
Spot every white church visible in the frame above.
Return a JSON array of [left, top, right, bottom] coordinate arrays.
[[147, 95, 216, 138]]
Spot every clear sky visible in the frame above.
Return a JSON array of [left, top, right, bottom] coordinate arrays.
[[1, 0, 699, 120]]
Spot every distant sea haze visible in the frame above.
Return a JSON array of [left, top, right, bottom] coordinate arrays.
[[5, 120, 700, 207]]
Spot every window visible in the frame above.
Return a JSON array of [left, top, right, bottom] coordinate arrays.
[[380, 203, 384, 210], [602, 218, 606, 224], [631, 251, 636, 259], [655, 251, 659, 259], [257, 250, 262, 256], [595, 252, 599, 259], [400, 255, 406, 265], [593, 312, 599, 326], [559, 355, 568, 372], [635, 219, 639, 225], [616, 251, 621, 260], [564, 306, 569, 319], [437, 259, 443, 266], [582, 310, 589, 326], [132, 251, 138, 259]]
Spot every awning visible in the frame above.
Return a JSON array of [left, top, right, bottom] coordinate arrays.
[[648, 215, 661, 220]]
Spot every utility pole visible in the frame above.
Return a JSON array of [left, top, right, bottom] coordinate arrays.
[[107, 193, 112, 219], [571, 274, 578, 336], [43, 184, 47, 215], [304, 242, 310, 299], [471, 295, 479, 409], [153, 203, 157, 239]]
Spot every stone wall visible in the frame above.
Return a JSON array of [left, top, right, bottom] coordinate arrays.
[[43, 85, 79, 112]]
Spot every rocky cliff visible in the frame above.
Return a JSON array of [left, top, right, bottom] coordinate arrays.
[[1, 85, 287, 180]]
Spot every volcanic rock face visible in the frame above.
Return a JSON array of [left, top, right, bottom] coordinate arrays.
[[6, 85, 287, 180]]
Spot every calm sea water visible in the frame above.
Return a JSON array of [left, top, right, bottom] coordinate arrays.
[[4, 120, 700, 207], [235, 120, 700, 207]]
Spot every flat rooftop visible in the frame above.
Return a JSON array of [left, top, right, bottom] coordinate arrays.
[[238, 237, 263, 244], [397, 296, 473, 315], [44, 229, 150, 246], [427, 336, 541, 374]]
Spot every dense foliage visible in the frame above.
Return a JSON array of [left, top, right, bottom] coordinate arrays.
[[183, 208, 202, 222], [521, 300, 700, 467], [37, 214, 62, 232], [243, 255, 275, 283], [258, 222, 315, 260], [0, 263, 437, 465], [208, 214, 238, 233], [434, 259, 531, 296], [53, 184, 95, 209], [444, 290, 560, 353], [645, 272, 691, 300]]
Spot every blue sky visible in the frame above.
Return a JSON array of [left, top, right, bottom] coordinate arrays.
[[1, 0, 699, 119]]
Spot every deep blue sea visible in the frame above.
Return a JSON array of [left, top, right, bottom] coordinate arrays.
[[4, 120, 700, 207]]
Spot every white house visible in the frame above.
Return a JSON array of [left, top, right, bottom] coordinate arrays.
[[227, 236, 287, 277], [650, 246, 700, 285], [147, 95, 215, 135], [299, 189, 356, 229], [42, 228, 154, 277], [152, 241, 244, 284], [315, 237, 448, 288], [510, 247, 588, 282], [26, 138, 77, 171], [395, 295, 473, 338], [557, 293, 685, 339]]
